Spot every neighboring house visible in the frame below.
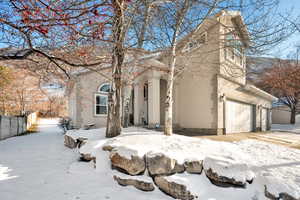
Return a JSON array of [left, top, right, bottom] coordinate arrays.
[[272, 102, 300, 124], [66, 10, 277, 135], [272, 105, 292, 124]]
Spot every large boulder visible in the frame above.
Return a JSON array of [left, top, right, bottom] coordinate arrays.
[[184, 160, 203, 174], [79, 140, 96, 162], [154, 176, 197, 200], [173, 162, 185, 174], [102, 144, 114, 152], [64, 134, 78, 149], [265, 185, 300, 200], [110, 147, 146, 175], [146, 152, 182, 176], [203, 156, 254, 187], [80, 152, 95, 162], [113, 174, 155, 192]]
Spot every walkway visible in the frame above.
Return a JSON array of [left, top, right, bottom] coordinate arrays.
[[0, 118, 169, 200]]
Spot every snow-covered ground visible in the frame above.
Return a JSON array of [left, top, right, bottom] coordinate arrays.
[[269, 123, 300, 146], [0, 119, 172, 200], [1, 119, 300, 200], [272, 123, 300, 134], [68, 126, 300, 200]]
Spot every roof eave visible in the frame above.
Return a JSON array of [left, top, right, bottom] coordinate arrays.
[[232, 15, 250, 48], [244, 84, 278, 102]]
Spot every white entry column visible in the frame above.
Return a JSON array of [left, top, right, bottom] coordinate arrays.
[[134, 82, 143, 125], [148, 71, 160, 128]]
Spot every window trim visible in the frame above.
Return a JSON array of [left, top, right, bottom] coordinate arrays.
[[94, 93, 108, 116], [182, 32, 207, 52], [98, 83, 111, 93], [224, 32, 244, 67]]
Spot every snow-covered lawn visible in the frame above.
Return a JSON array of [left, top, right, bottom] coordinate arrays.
[[68, 126, 300, 200], [1, 119, 300, 200]]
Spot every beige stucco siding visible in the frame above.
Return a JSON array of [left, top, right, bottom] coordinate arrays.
[[75, 72, 110, 128], [68, 84, 78, 127], [177, 72, 216, 129], [173, 20, 221, 129]]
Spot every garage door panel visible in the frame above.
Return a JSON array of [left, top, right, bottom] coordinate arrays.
[[226, 100, 254, 133]]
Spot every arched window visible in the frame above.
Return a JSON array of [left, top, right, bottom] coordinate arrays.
[[95, 83, 110, 115], [98, 83, 110, 93]]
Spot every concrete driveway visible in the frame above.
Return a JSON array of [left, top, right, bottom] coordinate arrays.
[[199, 126, 300, 150]]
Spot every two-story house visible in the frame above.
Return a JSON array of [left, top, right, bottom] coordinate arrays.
[[67, 10, 277, 135]]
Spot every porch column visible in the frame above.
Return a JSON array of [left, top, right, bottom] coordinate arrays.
[[148, 72, 160, 128], [134, 82, 142, 125]]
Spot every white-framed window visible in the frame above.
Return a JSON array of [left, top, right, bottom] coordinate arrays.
[[183, 32, 207, 52], [95, 83, 110, 116], [225, 32, 244, 66]]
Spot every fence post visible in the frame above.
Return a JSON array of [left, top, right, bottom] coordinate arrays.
[[9, 117, 11, 138], [0, 115, 2, 140], [17, 117, 20, 136]]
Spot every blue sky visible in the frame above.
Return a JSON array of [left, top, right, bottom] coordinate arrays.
[[273, 0, 300, 58]]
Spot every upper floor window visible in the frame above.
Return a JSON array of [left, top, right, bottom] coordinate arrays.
[[225, 32, 244, 66], [183, 32, 207, 52], [95, 83, 111, 116]]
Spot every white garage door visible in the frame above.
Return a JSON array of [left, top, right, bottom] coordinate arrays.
[[226, 100, 254, 133], [261, 108, 268, 131]]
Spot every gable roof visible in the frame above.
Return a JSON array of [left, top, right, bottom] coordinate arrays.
[[215, 10, 250, 48]]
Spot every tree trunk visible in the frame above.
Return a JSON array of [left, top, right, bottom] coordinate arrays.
[[106, 0, 125, 138], [290, 107, 296, 124], [164, 0, 189, 136], [122, 2, 152, 127], [164, 51, 176, 136]]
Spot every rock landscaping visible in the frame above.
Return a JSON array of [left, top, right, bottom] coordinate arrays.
[[113, 172, 155, 191], [154, 176, 197, 200], [64, 128, 300, 200], [110, 147, 146, 175]]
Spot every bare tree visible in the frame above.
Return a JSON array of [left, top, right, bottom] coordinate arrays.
[[0, 68, 47, 116], [0, 0, 141, 137], [257, 59, 300, 124]]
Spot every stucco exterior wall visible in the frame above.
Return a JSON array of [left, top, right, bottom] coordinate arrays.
[[68, 71, 111, 128], [68, 83, 78, 127], [79, 72, 110, 128], [173, 18, 221, 130]]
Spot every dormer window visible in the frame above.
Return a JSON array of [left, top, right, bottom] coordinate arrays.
[[183, 32, 207, 52]]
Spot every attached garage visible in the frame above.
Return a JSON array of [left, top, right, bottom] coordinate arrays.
[[226, 100, 255, 133]]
